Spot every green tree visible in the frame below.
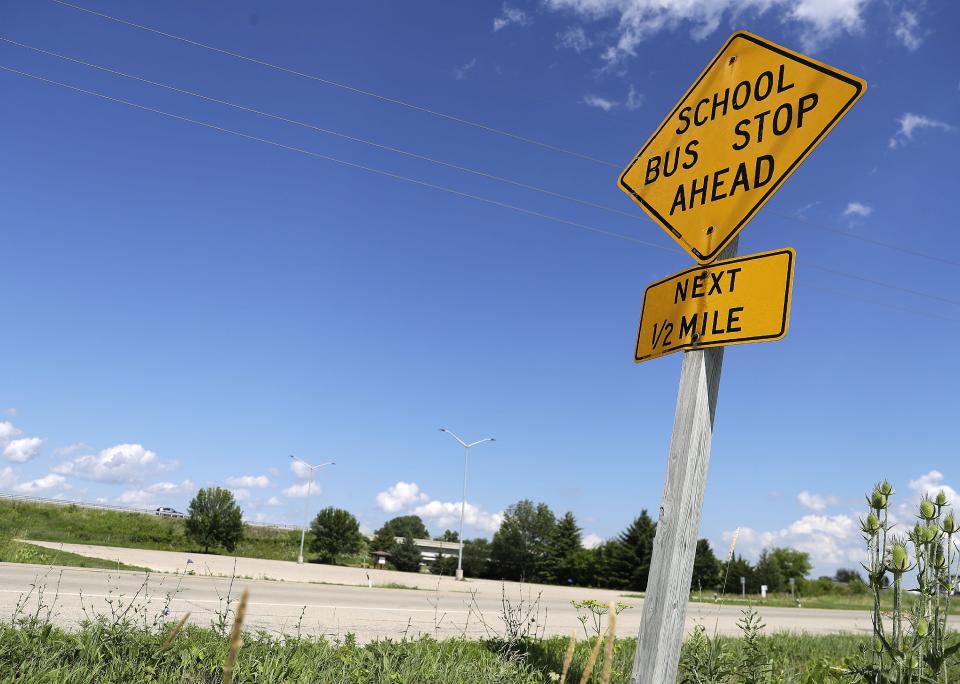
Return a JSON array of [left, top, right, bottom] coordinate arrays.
[[489, 500, 556, 581], [309, 507, 363, 563], [605, 510, 657, 590], [720, 554, 754, 594], [768, 547, 812, 583], [372, 515, 430, 556], [834, 568, 862, 583], [462, 538, 492, 578], [541, 511, 583, 585], [691, 539, 721, 593], [754, 548, 785, 592], [185, 487, 243, 554], [391, 534, 422, 572], [435, 529, 459, 542]]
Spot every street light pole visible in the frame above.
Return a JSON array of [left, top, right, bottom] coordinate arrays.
[[439, 429, 494, 581], [289, 455, 335, 564]]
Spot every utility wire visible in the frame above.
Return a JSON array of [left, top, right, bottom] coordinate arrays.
[[5, 38, 955, 310], [0, 64, 675, 252], [0, 36, 641, 222], [2, 65, 957, 322], [804, 284, 960, 324], [48, 0, 956, 272], [49, 0, 617, 168]]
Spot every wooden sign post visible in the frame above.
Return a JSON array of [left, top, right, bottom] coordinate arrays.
[[617, 30, 866, 684]]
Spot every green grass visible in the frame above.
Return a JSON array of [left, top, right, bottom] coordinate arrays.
[[2, 618, 955, 683], [688, 590, 960, 615], [0, 500, 327, 563], [0, 539, 147, 572]]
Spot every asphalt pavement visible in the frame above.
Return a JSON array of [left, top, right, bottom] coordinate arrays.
[[0, 542, 904, 643]]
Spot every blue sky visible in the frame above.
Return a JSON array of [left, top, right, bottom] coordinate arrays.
[[1, 0, 957, 575]]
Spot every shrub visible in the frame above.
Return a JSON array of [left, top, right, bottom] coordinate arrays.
[[185, 487, 243, 553]]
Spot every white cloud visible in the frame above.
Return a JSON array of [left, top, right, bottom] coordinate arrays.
[[266, 496, 280, 506], [843, 201, 873, 218], [453, 58, 477, 80], [0, 408, 15, 417], [889, 113, 955, 149], [117, 480, 194, 506], [907, 470, 958, 506], [797, 490, 840, 512], [226, 475, 270, 489], [3, 437, 43, 463], [543, 0, 869, 64], [290, 460, 314, 479], [230, 488, 251, 502], [376, 481, 429, 512], [493, 5, 531, 32], [51, 442, 92, 458], [583, 94, 618, 111], [0, 421, 23, 444], [412, 500, 504, 533], [625, 84, 643, 110], [722, 513, 860, 570], [283, 480, 317, 498], [0, 466, 17, 490], [893, 9, 923, 51], [583, 533, 604, 549], [557, 26, 591, 52], [14, 473, 68, 495], [53, 443, 161, 483]]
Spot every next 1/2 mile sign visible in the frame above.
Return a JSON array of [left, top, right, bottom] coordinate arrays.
[[619, 31, 865, 264], [635, 248, 795, 363]]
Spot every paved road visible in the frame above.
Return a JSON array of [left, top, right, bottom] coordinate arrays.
[[0, 542, 905, 642]]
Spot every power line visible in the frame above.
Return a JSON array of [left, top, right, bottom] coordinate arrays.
[[804, 284, 960, 324], [3, 64, 956, 317], [0, 36, 641, 222], [46, 0, 956, 272], [8, 37, 958, 312], [0, 64, 673, 252], [48, 0, 617, 168]]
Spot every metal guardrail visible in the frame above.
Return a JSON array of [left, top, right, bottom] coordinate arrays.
[[0, 492, 299, 531]]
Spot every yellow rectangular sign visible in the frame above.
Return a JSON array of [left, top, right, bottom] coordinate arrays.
[[619, 31, 864, 264], [635, 248, 794, 362]]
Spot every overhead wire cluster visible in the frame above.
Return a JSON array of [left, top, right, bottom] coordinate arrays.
[[1, 0, 956, 322]]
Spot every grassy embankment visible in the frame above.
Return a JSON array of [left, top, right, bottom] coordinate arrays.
[[686, 590, 960, 615], [3, 620, 931, 683], [0, 499, 329, 568]]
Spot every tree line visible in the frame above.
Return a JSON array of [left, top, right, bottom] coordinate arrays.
[[185, 488, 864, 595]]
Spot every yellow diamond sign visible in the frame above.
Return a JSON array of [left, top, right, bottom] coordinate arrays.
[[619, 31, 865, 264]]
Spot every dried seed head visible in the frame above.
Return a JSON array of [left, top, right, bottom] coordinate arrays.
[[935, 490, 948, 507], [916, 619, 929, 638], [890, 543, 909, 573], [919, 497, 936, 521], [870, 490, 888, 510], [942, 514, 957, 534]]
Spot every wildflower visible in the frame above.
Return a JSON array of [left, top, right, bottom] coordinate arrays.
[[935, 489, 948, 507], [919, 497, 936, 521], [889, 543, 909, 573], [869, 489, 888, 510], [916, 619, 929, 637], [942, 514, 957, 534], [861, 513, 881, 535]]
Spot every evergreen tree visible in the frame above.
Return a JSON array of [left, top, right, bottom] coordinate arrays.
[[462, 538, 492, 578], [541, 511, 584, 585], [691, 539, 721, 593], [605, 510, 657, 590], [754, 548, 786, 592], [489, 499, 556, 581], [720, 554, 755, 594], [391, 534, 422, 572], [308, 507, 363, 564]]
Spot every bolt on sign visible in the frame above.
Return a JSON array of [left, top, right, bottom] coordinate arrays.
[[634, 248, 795, 363], [618, 31, 865, 264]]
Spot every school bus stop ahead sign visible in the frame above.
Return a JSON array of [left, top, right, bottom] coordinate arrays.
[[635, 248, 794, 362], [619, 32, 865, 264]]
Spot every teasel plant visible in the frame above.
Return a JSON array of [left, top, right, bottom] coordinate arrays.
[[849, 482, 960, 683]]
